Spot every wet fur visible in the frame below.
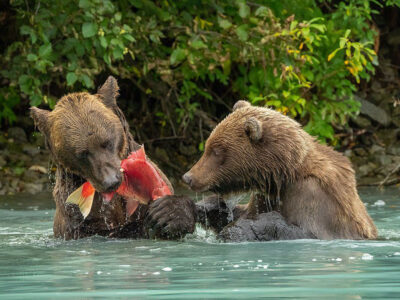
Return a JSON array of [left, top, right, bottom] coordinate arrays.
[[187, 101, 377, 240], [31, 77, 196, 240]]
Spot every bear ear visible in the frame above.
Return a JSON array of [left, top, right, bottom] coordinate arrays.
[[30, 107, 50, 138], [97, 76, 119, 108], [244, 117, 262, 142], [233, 100, 251, 111]]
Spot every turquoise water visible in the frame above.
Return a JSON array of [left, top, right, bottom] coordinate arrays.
[[0, 188, 399, 299]]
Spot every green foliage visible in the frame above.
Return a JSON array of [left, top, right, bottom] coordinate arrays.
[[0, 0, 394, 144]]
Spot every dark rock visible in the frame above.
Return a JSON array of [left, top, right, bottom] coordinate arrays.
[[357, 165, 373, 178], [354, 148, 368, 157], [369, 144, 385, 155], [376, 129, 400, 148], [22, 144, 40, 156], [387, 143, 400, 156], [7, 127, 27, 143], [22, 169, 41, 183], [343, 149, 352, 158], [355, 96, 391, 126], [352, 116, 371, 128], [21, 182, 44, 194], [374, 154, 392, 166]]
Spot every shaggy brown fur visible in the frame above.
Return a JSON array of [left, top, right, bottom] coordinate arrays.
[[183, 100, 377, 240], [31, 76, 195, 240]]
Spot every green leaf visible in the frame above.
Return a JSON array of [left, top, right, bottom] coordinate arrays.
[[99, 36, 108, 48], [18, 75, 31, 94], [30, 94, 42, 106], [38, 44, 52, 58], [123, 34, 136, 42], [238, 2, 250, 18], [81, 74, 94, 88], [82, 22, 98, 38], [103, 53, 111, 65], [236, 24, 249, 41], [310, 24, 326, 33], [218, 18, 232, 29], [27, 54, 37, 61], [79, 0, 91, 8], [255, 6, 269, 17], [66, 72, 78, 86], [170, 48, 186, 65], [191, 40, 207, 49], [113, 47, 124, 60], [327, 48, 341, 61]]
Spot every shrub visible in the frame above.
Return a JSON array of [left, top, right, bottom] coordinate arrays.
[[0, 0, 388, 145]]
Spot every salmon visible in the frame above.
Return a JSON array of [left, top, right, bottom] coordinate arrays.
[[66, 146, 172, 218]]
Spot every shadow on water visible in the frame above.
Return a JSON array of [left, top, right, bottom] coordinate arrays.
[[0, 187, 399, 298]]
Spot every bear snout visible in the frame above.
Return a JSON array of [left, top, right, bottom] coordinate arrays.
[[100, 171, 122, 193], [182, 172, 193, 187], [182, 171, 209, 192]]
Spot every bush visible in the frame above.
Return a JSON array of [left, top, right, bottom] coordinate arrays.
[[0, 0, 389, 145]]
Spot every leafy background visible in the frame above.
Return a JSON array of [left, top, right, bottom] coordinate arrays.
[[1, 0, 399, 176]]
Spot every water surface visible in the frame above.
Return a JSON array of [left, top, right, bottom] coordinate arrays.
[[0, 188, 399, 299]]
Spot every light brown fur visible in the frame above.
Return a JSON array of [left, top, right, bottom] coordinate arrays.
[[184, 100, 377, 240], [31, 76, 178, 239]]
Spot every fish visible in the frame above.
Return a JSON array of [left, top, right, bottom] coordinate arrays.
[[66, 146, 172, 218], [65, 181, 95, 219]]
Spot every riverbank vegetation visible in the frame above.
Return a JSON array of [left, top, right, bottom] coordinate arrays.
[[1, 0, 400, 193]]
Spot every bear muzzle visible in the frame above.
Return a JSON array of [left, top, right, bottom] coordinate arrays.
[[182, 171, 209, 192]]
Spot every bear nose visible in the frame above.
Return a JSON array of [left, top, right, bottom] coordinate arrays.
[[182, 172, 192, 186], [103, 173, 122, 192]]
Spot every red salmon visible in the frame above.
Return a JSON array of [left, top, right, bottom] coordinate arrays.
[[66, 146, 172, 218]]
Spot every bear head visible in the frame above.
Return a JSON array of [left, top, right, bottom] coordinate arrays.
[[30, 76, 127, 193], [183, 100, 310, 194]]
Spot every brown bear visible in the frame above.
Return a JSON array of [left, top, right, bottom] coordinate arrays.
[[182, 100, 378, 241], [31, 76, 196, 240]]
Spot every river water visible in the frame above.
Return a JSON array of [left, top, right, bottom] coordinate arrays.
[[0, 187, 399, 299]]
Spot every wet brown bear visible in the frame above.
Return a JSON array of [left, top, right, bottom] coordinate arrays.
[[183, 100, 377, 241], [31, 76, 196, 240]]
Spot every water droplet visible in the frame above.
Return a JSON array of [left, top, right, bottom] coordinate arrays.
[[362, 253, 373, 260], [373, 200, 385, 206]]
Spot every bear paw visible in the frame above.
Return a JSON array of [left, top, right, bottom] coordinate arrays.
[[218, 212, 314, 242], [147, 195, 197, 240]]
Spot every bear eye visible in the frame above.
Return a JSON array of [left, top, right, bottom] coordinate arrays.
[[101, 140, 113, 151], [77, 150, 89, 160]]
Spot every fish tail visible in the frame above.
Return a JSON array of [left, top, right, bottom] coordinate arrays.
[[66, 182, 95, 219]]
